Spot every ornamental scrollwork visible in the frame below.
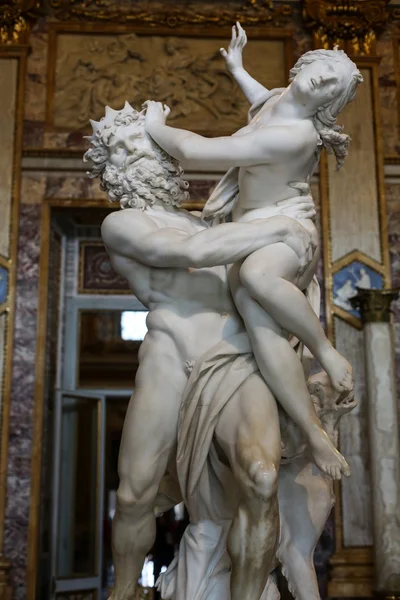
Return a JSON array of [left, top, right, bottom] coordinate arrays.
[[0, 0, 41, 44], [303, 0, 389, 54], [46, 0, 292, 27]]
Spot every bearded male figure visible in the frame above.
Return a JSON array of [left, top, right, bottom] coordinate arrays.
[[85, 103, 315, 600]]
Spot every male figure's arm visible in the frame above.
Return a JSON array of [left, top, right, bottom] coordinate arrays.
[[222, 23, 269, 106], [101, 210, 312, 270]]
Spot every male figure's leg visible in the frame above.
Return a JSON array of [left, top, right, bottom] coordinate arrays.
[[215, 373, 281, 600], [110, 352, 187, 600]]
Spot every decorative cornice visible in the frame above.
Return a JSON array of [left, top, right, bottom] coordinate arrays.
[[302, 0, 390, 54], [47, 0, 293, 26], [0, 0, 41, 44], [351, 288, 399, 324]]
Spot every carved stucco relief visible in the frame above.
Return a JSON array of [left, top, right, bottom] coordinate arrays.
[[52, 33, 286, 134]]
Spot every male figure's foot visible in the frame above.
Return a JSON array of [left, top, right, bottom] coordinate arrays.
[[318, 346, 353, 393], [307, 424, 350, 480]]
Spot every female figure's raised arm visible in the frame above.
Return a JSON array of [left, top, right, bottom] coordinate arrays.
[[221, 22, 269, 106]]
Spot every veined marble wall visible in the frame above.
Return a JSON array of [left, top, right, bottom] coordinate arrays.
[[385, 182, 400, 394], [4, 199, 42, 600], [378, 26, 400, 160]]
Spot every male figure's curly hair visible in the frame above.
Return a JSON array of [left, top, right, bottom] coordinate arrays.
[[289, 47, 363, 170], [84, 102, 190, 210]]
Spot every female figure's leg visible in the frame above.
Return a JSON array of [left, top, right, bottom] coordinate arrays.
[[229, 260, 349, 480], [239, 241, 353, 393]]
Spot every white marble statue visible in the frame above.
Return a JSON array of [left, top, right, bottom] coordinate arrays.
[[84, 24, 360, 600], [145, 23, 362, 481]]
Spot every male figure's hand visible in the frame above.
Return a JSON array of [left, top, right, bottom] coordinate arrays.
[[282, 218, 317, 272], [220, 22, 247, 74], [143, 101, 171, 132], [277, 215, 317, 272], [277, 182, 316, 221]]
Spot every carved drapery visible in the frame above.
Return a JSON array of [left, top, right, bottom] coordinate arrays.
[[303, 0, 390, 55]]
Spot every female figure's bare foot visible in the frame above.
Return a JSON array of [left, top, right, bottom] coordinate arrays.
[[318, 345, 353, 393], [307, 424, 350, 480]]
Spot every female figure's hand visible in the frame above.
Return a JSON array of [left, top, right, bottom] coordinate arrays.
[[143, 101, 171, 130], [220, 22, 247, 74]]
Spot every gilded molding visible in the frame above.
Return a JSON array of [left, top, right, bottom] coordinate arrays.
[[303, 0, 390, 54], [332, 250, 385, 276], [47, 0, 292, 26], [351, 288, 399, 324], [328, 547, 374, 597], [0, 0, 41, 44], [0, 555, 12, 600]]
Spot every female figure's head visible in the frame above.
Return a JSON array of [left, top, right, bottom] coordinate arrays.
[[289, 48, 363, 169]]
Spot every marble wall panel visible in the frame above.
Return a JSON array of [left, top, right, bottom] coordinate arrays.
[[328, 68, 381, 264], [25, 23, 48, 123], [4, 202, 42, 600], [377, 31, 400, 159], [20, 173, 46, 205], [0, 59, 17, 258], [336, 318, 373, 547], [310, 180, 326, 327], [44, 174, 217, 203], [0, 313, 6, 431], [385, 182, 400, 401], [23, 21, 48, 148], [45, 174, 102, 199]]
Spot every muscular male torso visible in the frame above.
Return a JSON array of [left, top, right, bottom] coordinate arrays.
[[106, 207, 243, 375]]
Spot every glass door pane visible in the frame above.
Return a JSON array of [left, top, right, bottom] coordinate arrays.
[[52, 391, 105, 598]]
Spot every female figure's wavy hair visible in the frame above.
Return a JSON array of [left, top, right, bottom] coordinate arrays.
[[289, 47, 363, 170], [84, 102, 190, 210]]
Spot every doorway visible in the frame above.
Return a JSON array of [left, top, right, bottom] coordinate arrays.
[[33, 202, 187, 600]]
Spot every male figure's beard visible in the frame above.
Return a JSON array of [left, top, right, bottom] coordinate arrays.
[[101, 147, 189, 210]]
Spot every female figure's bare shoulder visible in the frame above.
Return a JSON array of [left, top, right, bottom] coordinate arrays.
[[295, 119, 319, 145]]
